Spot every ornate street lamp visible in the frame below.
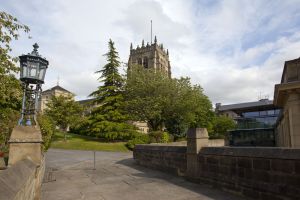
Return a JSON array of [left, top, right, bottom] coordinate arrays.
[[18, 43, 49, 126]]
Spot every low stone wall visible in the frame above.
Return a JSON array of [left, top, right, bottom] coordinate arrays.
[[134, 144, 187, 176], [0, 156, 45, 200], [197, 147, 300, 200], [134, 143, 300, 199]]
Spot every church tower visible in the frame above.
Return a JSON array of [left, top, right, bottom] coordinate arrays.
[[128, 36, 171, 78]]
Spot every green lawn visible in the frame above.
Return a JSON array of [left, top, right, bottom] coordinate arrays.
[[50, 132, 129, 152]]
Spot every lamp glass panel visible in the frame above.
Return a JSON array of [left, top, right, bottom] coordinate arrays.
[[28, 62, 38, 78], [39, 68, 45, 80], [30, 67, 37, 77], [22, 66, 27, 78]]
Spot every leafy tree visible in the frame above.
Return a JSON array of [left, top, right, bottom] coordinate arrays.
[[210, 115, 236, 139], [164, 78, 214, 139], [125, 65, 214, 139], [88, 39, 137, 141], [125, 66, 171, 131], [45, 95, 83, 139], [0, 12, 29, 152]]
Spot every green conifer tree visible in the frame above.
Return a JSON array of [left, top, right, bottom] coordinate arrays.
[[88, 39, 137, 141]]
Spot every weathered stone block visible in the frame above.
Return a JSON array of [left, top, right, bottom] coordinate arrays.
[[253, 158, 270, 170], [271, 159, 295, 173], [237, 157, 252, 169], [242, 188, 260, 199], [219, 165, 230, 176], [270, 173, 287, 185], [260, 192, 285, 200], [252, 170, 270, 183], [206, 156, 219, 165], [207, 164, 219, 173], [295, 161, 300, 174], [198, 155, 205, 163], [220, 156, 236, 166]]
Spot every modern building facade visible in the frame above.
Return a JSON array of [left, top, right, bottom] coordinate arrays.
[[216, 99, 281, 146], [217, 57, 300, 148], [128, 36, 171, 78]]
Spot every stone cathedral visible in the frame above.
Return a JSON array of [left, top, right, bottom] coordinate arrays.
[[128, 36, 171, 77]]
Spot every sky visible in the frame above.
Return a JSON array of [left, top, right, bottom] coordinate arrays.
[[2, 0, 300, 105]]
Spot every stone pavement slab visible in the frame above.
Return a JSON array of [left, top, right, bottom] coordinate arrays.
[[42, 149, 245, 200]]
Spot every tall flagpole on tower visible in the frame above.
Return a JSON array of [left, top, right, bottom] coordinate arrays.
[[57, 76, 60, 86], [151, 20, 153, 44]]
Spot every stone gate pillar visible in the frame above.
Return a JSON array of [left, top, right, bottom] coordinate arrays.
[[8, 125, 43, 166], [186, 128, 208, 179]]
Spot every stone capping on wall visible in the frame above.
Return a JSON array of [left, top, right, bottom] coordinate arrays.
[[200, 147, 300, 160], [134, 144, 187, 153]]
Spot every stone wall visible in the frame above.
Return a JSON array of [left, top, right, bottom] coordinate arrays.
[[197, 147, 300, 200], [0, 156, 45, 200], [133, 144, 187, 176], [134, 128, 300, 200]]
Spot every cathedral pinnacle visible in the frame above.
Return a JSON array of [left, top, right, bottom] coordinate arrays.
[[154, 35, 157, 44], [130, 43, 133, 50], [142, 40, 145, 47]]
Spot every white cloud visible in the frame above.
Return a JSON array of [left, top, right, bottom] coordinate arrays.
[[3, 0, 300, 104]]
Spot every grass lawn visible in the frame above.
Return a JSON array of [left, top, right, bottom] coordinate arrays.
[[50, 132, 129, 152]]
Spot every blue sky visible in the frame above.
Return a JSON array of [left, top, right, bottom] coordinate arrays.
[[2, 0, 300, 104]]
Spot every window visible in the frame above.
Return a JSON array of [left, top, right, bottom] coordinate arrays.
[[143, 57, 148, 68], [137, 58, 142, 66]]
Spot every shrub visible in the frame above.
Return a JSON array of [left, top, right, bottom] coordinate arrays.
[[149, 131, 170, 143], [37, 114, 55, 152], [126, 134, 150, 150]]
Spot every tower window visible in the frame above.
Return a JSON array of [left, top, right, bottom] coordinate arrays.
[[143, 57, 148, 68], [137, 58, 142, 66]]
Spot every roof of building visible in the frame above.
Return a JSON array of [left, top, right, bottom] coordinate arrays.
[[77, 98, 96, 105], [42, 85, 74, 95], [217, 99, 277, 113]]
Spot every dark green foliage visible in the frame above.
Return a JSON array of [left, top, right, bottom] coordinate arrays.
[[125, 66, 171, 131], [125, 66, 214, 139], [45, 95, 83, 132], [69, 116, 90, 135], [0, 12, 29, 153], [37, 114, 55, 151], [126, 134, 150, 150], [148, 131, 171, 143], [88, 39, 138, 141], [210, 115, 236, 139]]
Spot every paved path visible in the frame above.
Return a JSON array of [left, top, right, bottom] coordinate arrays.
[[42, 149, 244, 200]]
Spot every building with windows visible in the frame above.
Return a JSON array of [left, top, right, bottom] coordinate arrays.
[[38, 85, 74, 113], [216, 57, 300, 147], [128, 36, 171, 78], [216, 99, 281, 146]]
